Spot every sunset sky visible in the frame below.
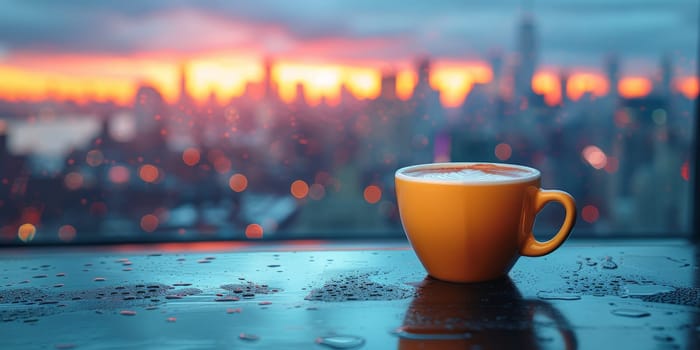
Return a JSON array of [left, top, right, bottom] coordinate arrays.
[[0, 0, 697, 107]]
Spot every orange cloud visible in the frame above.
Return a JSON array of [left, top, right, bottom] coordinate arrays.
[[675, 76, 699, 99], [567, 73, 609, 101], [429, 62, 493, 107], [532, 72, 562, 106], [618, 77, 652, 99]]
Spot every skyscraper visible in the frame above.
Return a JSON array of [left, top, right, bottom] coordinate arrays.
[[559, 69, 570, 106], [513, 10, 537, 102], [604, 54, 620, 99], [178, 63, 191, 106], [660, 54, 673, 97], [487, 49, 504, 96], [380, 70, 397, 100], [263, 57, 276, 101], [414, 57, 432, 99]]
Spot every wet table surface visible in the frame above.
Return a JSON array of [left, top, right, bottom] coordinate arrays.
[[0, 239, 698, 349]]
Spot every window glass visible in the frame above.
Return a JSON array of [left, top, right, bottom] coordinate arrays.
[[0, 1, 697, 244]]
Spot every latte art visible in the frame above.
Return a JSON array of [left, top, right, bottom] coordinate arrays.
[[404, 164, 536, 183]]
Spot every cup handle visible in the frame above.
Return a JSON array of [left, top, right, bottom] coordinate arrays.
[[520, 188, 576, 257]]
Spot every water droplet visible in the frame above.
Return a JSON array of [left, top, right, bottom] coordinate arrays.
[[623, 284, 675, 297], [611, 309, 650, 318], [602, 257, 618, 270], [119, 310, 136, 316], [239, 333, 259, 341], [316, 335, 365, 349], [215, 296, 240, 302], [653, 334, 674, 342], [537, 291, 582, 300]]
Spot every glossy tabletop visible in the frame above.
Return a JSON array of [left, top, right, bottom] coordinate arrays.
[[0, 239, 698, 349]]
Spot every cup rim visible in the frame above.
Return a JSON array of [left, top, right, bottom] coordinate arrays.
[[395, 162, 541, 185]]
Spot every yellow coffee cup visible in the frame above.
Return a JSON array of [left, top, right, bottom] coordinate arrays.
[[395, 162, 576, 283]]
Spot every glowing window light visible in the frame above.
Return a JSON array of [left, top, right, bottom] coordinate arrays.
[[363, 185, 382, 204], [229, 173, 248, 193], [18, 223, 36, 242]]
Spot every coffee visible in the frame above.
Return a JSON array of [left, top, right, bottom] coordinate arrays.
[[402, 163, 538, 183]]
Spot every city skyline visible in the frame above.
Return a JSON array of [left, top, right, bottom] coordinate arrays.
[[0, 1, 697, 107]]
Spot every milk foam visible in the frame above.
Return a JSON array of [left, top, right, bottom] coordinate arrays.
[[404, 164, 536, 183]]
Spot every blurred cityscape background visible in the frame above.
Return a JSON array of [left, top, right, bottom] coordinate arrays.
[[0, 1, 697, 243]]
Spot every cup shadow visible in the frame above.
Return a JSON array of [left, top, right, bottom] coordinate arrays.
[[396, 277, 578, 350]]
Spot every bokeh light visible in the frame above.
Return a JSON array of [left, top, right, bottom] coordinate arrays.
[[89, 202, 108, 216], [139, 164, 160, 183], [182, 147, 201, 166], [108, 165, 130, 184], [681, 161, 690, 181], [582, 145, 607, 170], [581, 205, 600, 224], [214, 156, 232, 174], [140, 214, 159, 232], [64, 172, 84, 190], [86, 149, 104, 167], [494, 143, 512, 161], [229, 173, 248, 192], [17, 223, 36, 242], [290, 180, 309, 199], [21, 207, 41, 224], [363, 185, 382, 204], [58, 225, 77, 242], [309, 183, 326, 200], [604, 156, 619, 174], [245, 223, 264, 239]]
